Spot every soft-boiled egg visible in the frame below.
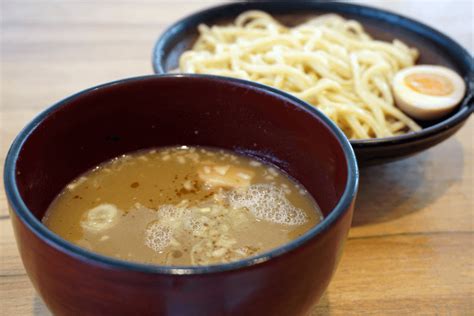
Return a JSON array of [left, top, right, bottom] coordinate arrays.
[[393, 65, 466, 120]]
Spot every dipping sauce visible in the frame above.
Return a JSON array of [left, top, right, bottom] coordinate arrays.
[[43, 146, 322, 266]]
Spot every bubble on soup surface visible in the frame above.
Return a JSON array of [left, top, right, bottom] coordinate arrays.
[[80, 203, 120, 232], [145, 221, 172, 252], [157, 204, 190, 228], [228, 184, 308, 225]]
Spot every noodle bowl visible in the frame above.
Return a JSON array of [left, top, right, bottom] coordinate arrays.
[[179, 10, 422, 139]]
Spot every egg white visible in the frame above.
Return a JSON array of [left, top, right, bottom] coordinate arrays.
[[393, 65, 466, 120]]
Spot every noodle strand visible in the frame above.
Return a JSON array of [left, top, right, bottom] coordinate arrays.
[[179, 10, 422, 139]]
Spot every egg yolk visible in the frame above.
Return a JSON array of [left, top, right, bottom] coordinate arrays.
[[404, 73, 454, 96]]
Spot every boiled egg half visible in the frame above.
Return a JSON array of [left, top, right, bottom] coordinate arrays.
[[393, 65, 466, 120]]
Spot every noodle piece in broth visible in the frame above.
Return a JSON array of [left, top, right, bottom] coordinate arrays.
[[179, 10, 422, 139]]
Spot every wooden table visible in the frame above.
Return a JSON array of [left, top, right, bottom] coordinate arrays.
[[1, 1, 472, 315]]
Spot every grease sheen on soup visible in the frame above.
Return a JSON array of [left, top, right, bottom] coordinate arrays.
[[43, 146, 322, 266]]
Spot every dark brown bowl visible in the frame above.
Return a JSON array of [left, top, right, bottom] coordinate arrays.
[[4, 75, 358, 316], [152, 1, 473, 166]]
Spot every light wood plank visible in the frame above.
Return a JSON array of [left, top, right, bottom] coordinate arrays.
[[1, 0, 472, 315]]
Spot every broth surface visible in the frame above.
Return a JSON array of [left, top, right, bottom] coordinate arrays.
[[43, 146, 322, 266]]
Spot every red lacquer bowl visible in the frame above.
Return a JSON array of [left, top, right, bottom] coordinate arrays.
[[4, 75, 358, 316]]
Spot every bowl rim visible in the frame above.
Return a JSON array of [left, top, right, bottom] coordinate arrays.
[[4, 74, 358, 275], [152, 1, 474, 147]]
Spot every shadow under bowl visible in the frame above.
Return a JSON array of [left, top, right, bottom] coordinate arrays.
[[152, 1, 473, 166], [4, 75, 358, 316]]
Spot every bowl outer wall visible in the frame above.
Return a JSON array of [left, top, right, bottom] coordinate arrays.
[[152, 1, 474, 166], [4, 75, 358, 316]]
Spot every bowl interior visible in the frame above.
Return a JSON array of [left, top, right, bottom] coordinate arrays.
[[13, 75, 351, 226]]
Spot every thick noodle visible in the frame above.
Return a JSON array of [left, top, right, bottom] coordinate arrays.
[[179, 10, 422, 139]]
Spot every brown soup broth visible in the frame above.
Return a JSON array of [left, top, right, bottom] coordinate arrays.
[[43, 146, 323, 266]]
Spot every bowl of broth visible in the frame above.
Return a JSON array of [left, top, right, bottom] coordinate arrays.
[[152, 1, 473, 166], [4, 74, 358, 315]]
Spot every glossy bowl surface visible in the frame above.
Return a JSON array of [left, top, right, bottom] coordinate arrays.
[[4, 74, 358, 316], [152, 1, 473, 166]]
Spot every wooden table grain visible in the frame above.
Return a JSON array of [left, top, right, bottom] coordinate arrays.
[[1, 1, 472, 315]]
